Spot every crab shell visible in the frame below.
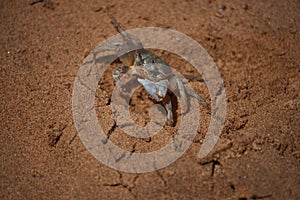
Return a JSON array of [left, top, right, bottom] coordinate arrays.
[[133, 49, 173, 82], [130, 49, 174, 101]]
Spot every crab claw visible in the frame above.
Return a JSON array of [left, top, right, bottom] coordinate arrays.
[[112, 65, 131, 87], [112, 68, 121, 86]]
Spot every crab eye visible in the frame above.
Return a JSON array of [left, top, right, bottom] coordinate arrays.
[[136, 52, 145, 65]]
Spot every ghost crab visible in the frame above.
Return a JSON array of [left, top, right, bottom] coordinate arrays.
[[95, 13, 209, 125]]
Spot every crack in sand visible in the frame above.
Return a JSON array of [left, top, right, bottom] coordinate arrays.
[[104, 172, 139, 199]]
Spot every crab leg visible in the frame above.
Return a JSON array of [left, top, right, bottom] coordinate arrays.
[[185, 87, 209, 109], [175, 75, 209, 109], [163, 95, 173, 126], [176, 79, 187, 102], [108, 12, 143, 50], [182, 74, 204, 82]]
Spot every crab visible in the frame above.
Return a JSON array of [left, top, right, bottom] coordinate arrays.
[[94, 13, 209, 125]]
